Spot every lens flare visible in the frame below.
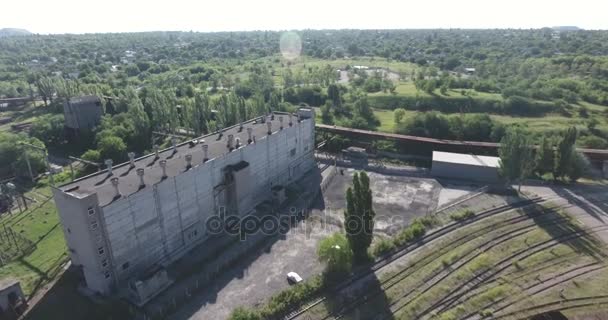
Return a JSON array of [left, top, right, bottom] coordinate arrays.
[[280, 32, 302, 61]]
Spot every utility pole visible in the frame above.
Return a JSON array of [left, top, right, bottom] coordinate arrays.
[[19, 142, 54, 187]]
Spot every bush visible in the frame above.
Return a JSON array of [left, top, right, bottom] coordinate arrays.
[[450, 209, 475, 222], [372, 238, 396, 257], [394, 218, 428, 246], [480, 309, 494, 317]]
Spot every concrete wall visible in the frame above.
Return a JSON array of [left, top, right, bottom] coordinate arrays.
[[431, 161, 499, 182], [0, 283, 23, 311], [100, 118, 316, 286], [51, 189, 113, 294]]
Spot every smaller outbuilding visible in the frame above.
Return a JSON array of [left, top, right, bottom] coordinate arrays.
[[431, 151, 501, 183], [63, 95, 104, 132], [0, 278, 26, 319]]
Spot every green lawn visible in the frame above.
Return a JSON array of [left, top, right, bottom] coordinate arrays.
[[0, 186, 68, 297], [371, 108, 608, 135]]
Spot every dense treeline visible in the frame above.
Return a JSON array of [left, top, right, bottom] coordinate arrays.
[[2, 29, 608, 178]]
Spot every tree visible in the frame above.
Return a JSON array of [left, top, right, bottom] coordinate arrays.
[[535, 136, 554, 176], [98, 136, 127, 162], [498, 129, 534, 191], [36, 76, 56, 107], [394, 108, 406, 125], [554, 127, 577, 180], [29, 114, 65, 146], [567, 151, 589, 183], [317, 233, 352, 274], [320, 101, 334, 125], [344, 171, 375, 263]]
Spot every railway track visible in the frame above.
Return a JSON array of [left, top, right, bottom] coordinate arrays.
[[285, 196, 590, 320], [492, 295, 608, 320], [464, 264, 608, 320], [409, 224, 608, 320], [284, 196, 548, 319]]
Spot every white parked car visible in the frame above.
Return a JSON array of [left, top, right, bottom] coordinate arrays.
[[286, 272, 303, 284]]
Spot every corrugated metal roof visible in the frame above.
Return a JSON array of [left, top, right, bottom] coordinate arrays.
[[433, 151, 500, 168]]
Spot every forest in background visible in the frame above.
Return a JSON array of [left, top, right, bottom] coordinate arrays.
[[1, 29, 608, 180]]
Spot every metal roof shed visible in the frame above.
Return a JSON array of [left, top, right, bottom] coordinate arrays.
[[431, 151, 501, 182]]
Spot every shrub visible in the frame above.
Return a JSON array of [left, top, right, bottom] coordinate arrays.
[[480, 309, 494, 317], [450, 209, 475, 222], [372, 238, 396, 257], [394, 219, 428, 247]]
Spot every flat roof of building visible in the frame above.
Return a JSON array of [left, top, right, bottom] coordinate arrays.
[[0, 278, 19, 291], [58, 112, 308, 206], [432, 151, 500, 168]]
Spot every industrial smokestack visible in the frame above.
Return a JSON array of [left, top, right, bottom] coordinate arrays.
[[227, 134, 234, 151], [111, 177, 120, 198], [279, 116, 284, 130], [159, 160, 167, 179], [267, 121, 272, 135], [128, 152, 136, 168], [247, 128, 253, 144], [202, 144, 209, 162], [235, 137, 241, 149], [154, 144, 160, 159], [171, 137, 178, 154], [105, 159, 113, 176], [185, 154, 193, 170], [289, 114, 293, 127], [136, 168, 145, 188]]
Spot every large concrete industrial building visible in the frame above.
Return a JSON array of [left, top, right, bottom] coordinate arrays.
[[52, 109, 316, 304]]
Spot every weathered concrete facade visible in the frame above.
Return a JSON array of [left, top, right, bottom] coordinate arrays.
[[52, 110, 316, 300]]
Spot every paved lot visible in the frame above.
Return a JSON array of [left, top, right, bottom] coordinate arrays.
[[170, 166, 478, 319], [321, 168, 442, 236]]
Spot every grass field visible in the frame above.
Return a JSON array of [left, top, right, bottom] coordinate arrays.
[[0, 186, 67, 296]]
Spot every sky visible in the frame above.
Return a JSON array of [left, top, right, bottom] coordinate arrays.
[[3, 0, 608, 34]]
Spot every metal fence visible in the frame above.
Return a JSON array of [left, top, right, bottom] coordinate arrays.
[[0, 225, 36, 266]]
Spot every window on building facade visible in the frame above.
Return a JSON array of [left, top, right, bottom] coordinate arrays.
[[87, 207, 95, 216], [101, 259, 108, 268], [98, 247, 105, 255], [290, 148, 296, 157], [104, 271, 111, 279], [91, 221, 98, 230], [122, 262, 130, 270]]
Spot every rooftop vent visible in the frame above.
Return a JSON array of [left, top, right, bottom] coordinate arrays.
[[136, 168, 145, 188], [111, 177, 120, 198], [185, 154, 193, 170], [227, 134, 234, 151], [239, 122, 244, 132], [247, 128, 253, 144], [260, 116, 266, 124], [202, 144, 209, 162], [289, 114, 293, 127], [279, 116, 284, 130], [128, 152, 136, 168], [267, 121, 272, 135], [235, 137, 241, 149], [105, 159, 113, 176], [271, 112, 275, 120], [159, 160, 167, 179], [154, 144, 160, 159]]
